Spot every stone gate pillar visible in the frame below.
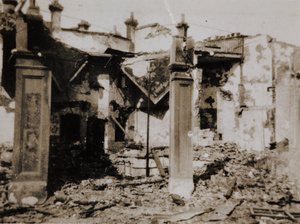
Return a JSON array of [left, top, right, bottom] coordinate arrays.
[[168, 14, 195, 198], [8, 52, 52, 205], [7, 0, 52, 204], [168, 71, 194, 197]]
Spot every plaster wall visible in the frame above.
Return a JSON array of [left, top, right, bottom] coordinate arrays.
[[237, 35, 273, 151], [201, 35, 275, 151], [98, 74, 110, 119], [50, 78, 101, 143], [0, 92, 15, 147], [127, 110, 169, 147], [217, 92, 236, 143], [0, 36, 15, 147], [274, 45, 300, 189], [273, 42, 295, 143], [217, 63, 240, 144], [287, 81, 300, 188]]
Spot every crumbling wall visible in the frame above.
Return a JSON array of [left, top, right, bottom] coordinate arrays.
[[217, 63, 240, 143], [202, 35, 278, 151], [107, 74, 130, 151], [52, 80, 99, 108], [290, 48, 300, 151], [51, 76, 100, 143], [236, 35, 273, 151], [287, 80, 300, 188], [97, 74, 110, 149], [192, 69, 205, 146], [98, 74, 110, 119], [272, 41, 295, 143], [126, 110, 169, 147], [194, 63, 238, 146], [273, 45, 300, 189]]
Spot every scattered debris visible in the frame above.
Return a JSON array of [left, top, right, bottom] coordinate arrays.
[[0, 205, 54, 218], [170, 194, 185, 206], [54, 192, 68, 203], [79, 202, 117, 217], [122, 198, 131, 207], [292, 198, 300, 203], [224, 176, 237, 199], [91, 178, 113, 190], [115, 178, 165, 187], [0, 142, 299, 223], [205, 199, 242, 221], [134, 199, 142, 206], [215, 199, 242, 215], [153, 207, 213, 222], [250, 207, 300, 223]]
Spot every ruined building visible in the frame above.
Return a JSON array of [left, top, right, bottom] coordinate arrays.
[[0, 1, 299, 183], [122, 30, 300, 157], [195, 34, 299, 151], [194, 34, 300, 185]]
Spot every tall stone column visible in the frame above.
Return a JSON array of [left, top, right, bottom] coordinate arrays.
[[8, 52, 52, 205], [168, 71, 194, 197], [168, 14, 195, 198], [8, 1, 52, 205]]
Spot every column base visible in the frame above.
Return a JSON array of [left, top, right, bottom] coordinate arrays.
[[8, 181, 47, 205], [169, 177, 194, 198]]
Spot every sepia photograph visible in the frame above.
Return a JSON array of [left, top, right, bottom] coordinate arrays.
[[0, 0, 299, 223]]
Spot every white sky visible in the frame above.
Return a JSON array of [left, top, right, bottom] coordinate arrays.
[[34, 0, 299, 46]]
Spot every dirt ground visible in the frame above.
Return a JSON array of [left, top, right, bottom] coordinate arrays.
[[0, 143, 299, 223]]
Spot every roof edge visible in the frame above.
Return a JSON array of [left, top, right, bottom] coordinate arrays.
[[61, 28, 130, 41], [121, 64, 169, 104], [136, 23, 159, 30]]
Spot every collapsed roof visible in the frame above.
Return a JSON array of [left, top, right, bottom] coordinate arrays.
[[121, 52, 170, 104], [195, 33, 244, 66]]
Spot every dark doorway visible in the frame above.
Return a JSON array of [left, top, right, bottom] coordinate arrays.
[[60, 114, 81, 142], [87, 117, 105, 155], [200, 108, 217, 130]]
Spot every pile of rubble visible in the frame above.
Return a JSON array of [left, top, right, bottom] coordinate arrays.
[[47, 141, 118, 193], [192, 143, 300, 222], [0, 142, 299, 223], [193, 143, 298, 203]]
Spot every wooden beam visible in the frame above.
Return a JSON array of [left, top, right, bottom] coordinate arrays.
[[151, 149, 167, 177], [110, 115, 130, 138], [69, 60, 88, 83]]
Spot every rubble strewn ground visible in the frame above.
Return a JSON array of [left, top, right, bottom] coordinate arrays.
[[0, 143, 299, 223]]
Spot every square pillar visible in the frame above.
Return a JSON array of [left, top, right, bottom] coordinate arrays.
[[168, 72, 194, 198], [168, 17, 194, 198], [8, 52, 52, 205]]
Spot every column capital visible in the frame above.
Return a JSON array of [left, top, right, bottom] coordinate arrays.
[[49, 0, 64, 12]]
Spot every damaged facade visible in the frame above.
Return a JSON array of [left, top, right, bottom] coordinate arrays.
[[0, 1, 174, 153], [121, 29, 300, 157], [194, 34, 300, 151], [0, 1, 299, 182], [0, 0, 138, 154], [0, 1, 299, 221], [194, 34, 300, 186]]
